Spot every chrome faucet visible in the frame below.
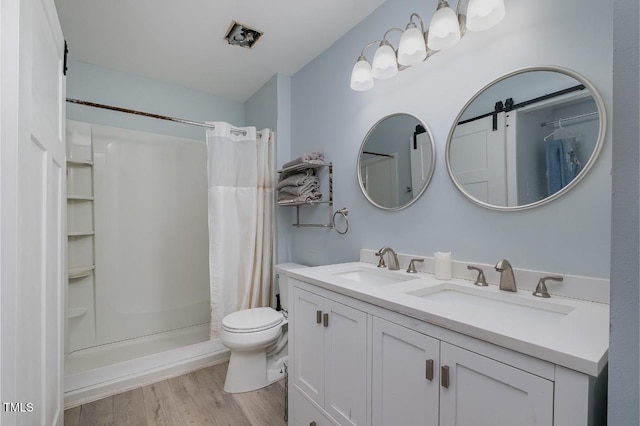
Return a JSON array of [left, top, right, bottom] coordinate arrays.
[[494, 259, 517, 292], [376, 247, 400, 270]]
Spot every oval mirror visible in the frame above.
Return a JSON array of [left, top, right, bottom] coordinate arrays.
[[358, 113, 435, 210], [446, 66, 607, 211]]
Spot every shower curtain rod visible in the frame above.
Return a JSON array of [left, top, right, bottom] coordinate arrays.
[[66, 98, 217, 129]]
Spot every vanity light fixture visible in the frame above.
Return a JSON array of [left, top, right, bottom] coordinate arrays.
[[350, 0, 506, 91], [372, 29, 403, 79], [427, 0, 462, 51], [398, 15, 427, 66]]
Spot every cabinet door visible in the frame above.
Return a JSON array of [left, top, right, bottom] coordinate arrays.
[[323, 299, 368, 426], [291, 388, 337, 426], [371, 317, 440, 426], [293, 287, 326, 407], [439, 342, 553, 426]]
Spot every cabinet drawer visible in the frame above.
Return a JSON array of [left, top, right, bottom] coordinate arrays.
[[291, 387, 336, 426]]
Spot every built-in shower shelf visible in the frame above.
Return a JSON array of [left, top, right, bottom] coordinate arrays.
[[68, 265, 95, 280], [67, 195, 94, 201], [68, 231, 95, 237], [67, 159, 93, 167], [67, 307, 88, 319]]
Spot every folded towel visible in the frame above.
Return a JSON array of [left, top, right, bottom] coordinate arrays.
[[278, 182, 320, 197], [282, 152, 325, 169], [278, 192, 322, 203], [277, 170, 315, 189]]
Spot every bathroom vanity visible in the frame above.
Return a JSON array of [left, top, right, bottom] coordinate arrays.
[[285, 256, 608, 426]]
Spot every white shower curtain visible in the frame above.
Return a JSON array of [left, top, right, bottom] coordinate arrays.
[[206, 122, 274, 338]]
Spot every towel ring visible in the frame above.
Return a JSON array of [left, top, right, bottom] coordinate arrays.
[[332, 208, 349, 234]]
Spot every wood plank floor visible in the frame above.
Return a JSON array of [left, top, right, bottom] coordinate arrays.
[[64, 362, 287, 426]]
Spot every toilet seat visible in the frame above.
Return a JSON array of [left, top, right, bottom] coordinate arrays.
[[222, 307, 283, 333]]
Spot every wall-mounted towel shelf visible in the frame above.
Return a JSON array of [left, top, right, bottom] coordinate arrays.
[[277, 162, 337, 229], [278, 200, 332, 207]]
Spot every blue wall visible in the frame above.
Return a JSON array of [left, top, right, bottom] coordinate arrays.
[[288, 0, 613, 280], [66, 60, 245, 141], [244, 73, 295, 265], [245, 75, 277, 131]]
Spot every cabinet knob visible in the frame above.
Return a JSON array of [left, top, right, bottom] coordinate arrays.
[[441, 365, 450, 388], [323, 313, 329, 327], [310, 422, 317, 426], [316, 310, 322, 324]]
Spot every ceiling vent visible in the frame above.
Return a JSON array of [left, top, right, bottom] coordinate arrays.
[[224, 21, 263, 49]]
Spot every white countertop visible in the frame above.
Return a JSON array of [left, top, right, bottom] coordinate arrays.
[[287, 262, 609, 377]]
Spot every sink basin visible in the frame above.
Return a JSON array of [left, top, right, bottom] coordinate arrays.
[[407, 283, 575, 323], [331, 266, 416, 286]]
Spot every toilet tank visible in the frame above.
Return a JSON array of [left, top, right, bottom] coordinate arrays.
[[275, 263, 307, 311]]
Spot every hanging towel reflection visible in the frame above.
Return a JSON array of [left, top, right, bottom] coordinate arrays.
[[546, 137, 581, 195]]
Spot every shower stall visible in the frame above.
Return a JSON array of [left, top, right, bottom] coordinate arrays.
[[64, 119, 227, 406]]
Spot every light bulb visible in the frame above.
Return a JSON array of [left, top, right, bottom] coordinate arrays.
[[466, 0, 506, 32], [371, 42, 398, 80], [398, 25, 427, 66], [427, 3, 461, 51], [350, 57, 374, 91]]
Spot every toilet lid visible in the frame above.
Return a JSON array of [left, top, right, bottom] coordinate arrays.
[[222, 307, 283, 333]]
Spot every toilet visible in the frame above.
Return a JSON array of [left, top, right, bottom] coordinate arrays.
[[220, 263, 305, 393]]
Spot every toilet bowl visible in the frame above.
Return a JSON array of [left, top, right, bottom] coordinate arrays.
[[220, 263, 306, 393], [220, 307, 287, 393]]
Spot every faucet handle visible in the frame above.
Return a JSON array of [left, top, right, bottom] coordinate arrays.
[[467, 265, 488, 286], [375, 252, 386, 268], [407, 258, 424, 273], [533, 275, 563, 298]]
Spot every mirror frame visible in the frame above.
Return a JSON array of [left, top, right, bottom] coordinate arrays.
[[445, 66, 607, 211], [357, 113, 436, 211]]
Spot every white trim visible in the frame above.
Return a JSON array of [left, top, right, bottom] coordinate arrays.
[[1, 2, 21, 423]]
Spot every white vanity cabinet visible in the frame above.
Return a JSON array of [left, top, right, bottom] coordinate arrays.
[[291, 285, 368, 426], [289, 276, 605, 426]]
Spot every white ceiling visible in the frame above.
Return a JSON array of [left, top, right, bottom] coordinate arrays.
[[54, 0, 386, 103]]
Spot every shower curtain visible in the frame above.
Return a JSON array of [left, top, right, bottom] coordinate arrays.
[[206, 122, 274, 338]]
